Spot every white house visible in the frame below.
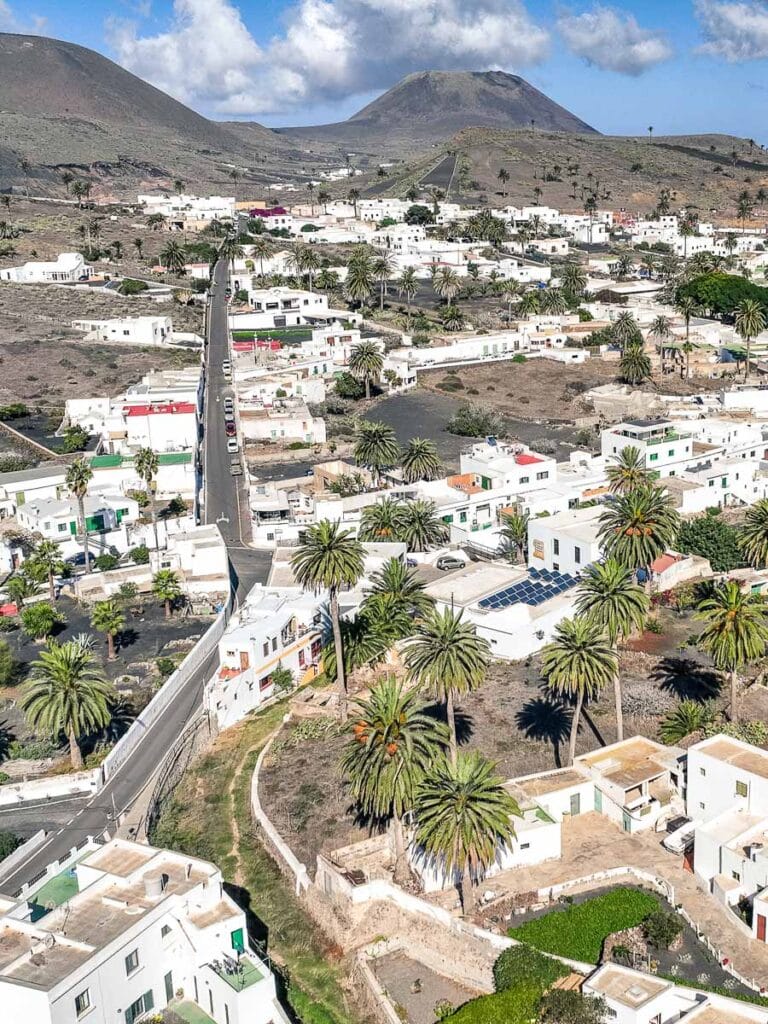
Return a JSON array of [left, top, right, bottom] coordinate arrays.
[[122, 401, 199, 453], [602, 418, 695, 477], [16, 493, 139, 557], [150, 524, 229, 595], [0, 836, 290, 1024], [239, 400, 326, 445], [138, 192, 236, 229], [205, 585, 325, 728], [0, 252, 92, 284], [527, 505, 602, 575], [70, 315, 202, 349], [584, 963, 768, 1024], [230, 288, 350, 330]]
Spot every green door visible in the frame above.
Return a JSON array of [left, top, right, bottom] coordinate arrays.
[[164, 972, 174, 1004], [622, 810, 632, 832], [569, 793, 581, 816], [231, 927, 244, 953]]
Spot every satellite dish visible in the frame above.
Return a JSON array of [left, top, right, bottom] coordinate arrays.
[[44, 935, 56, 949]]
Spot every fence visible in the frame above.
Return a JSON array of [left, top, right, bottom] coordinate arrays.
[[102, 594, 232, 781]]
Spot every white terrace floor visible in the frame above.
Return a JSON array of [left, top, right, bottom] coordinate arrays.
[[466, 813, 768, 988]]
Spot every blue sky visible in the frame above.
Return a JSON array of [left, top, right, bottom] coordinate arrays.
[[3, 0, 768, 137]]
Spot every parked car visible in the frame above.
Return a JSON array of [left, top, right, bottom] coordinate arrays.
[[226, 437, 239, 454], [222, 360, 231, 374], [230, 461, 243, 476], [223, 397, 234, 413], [224, 411, 235, 423], [225, 421, 236, 437], [436, 555, 466, 571]]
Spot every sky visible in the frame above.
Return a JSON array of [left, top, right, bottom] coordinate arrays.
[[2, 0, 768, 137]]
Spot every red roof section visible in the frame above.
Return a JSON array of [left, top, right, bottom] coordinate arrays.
[[250, 207, 287, 217], [124, 402, 196, 416], [651, 553, 678, 574], [514, 454, 543, 465]]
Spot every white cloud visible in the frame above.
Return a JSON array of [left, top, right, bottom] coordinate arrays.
[[0, 1, 50, 33], [106, 0, 550, 117], [557, 4, 672, 75], [695, 0, 768, 60]]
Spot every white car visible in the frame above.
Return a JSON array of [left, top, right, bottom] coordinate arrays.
[[226, 437, 239, 454]]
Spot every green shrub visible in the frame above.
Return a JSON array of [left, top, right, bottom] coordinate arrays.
[[493, 944, 568, 993], [539, 989, 608, 1023], [94, 553, 120, 571], [0, 772, 9, 785], [334, 372, 364, 400], [508, 888, 659, 962], [644, 616, 663, 635], [0, 639, 15, 686], [288, 984, 343, 1024], [130, 544, 150, 565], [7, 738, 59, 759], [0, 402, 30, 420], [676, 513, 745, 573], [119, 278, 149, 296], [61, 425, 89, 453], [20, 601, 63, 640], [447, 981, 541, 1024], [0, 831, 21, 859], [511, 354, 526, 364], [0, 454, 34, 473], [287, 441, 311, 450], [642, 909, 683, 949], [156, 657, 177, 679], [446, 403, 503, 437]]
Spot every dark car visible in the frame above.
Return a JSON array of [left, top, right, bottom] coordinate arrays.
[[225, 421, 237, 437]]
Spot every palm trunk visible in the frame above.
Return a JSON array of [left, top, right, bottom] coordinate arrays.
[[380, 282, 384, 311], [165, 598, 171, 619], [730, 669, 739, 722], [746, 337, 751, 382], [107, 632, 115, 661], [365, 378, 371, 400], [78, 495, 91, 573], [568, 689, 583, 767], [392, 812, 410, 884], [69, 725, 83, 770], [459, 865, 474, 916], [151, 504, 160, 553], [446, 689, 457, 765], [48, 570, 55, 602], [330, 588, 348, 723], [613, 661, 624, 742]]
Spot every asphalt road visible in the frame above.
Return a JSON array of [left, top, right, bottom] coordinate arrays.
[[0, 259, 272, 891]]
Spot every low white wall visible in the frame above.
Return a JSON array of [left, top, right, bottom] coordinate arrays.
[[0, 769, 100, 806]]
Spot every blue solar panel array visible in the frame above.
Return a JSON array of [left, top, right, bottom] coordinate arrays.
[[478, 567, 579, 610]]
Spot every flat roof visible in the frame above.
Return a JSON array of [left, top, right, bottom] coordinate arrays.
[[424, 562, 524, 606], [696, 736, 768, 781], [621, 418, 672, 428], [579, 737, 675, 789], [588, 965, 670, 1008], [512, 768, 588, 798], [685, 1006, 766, 1024]]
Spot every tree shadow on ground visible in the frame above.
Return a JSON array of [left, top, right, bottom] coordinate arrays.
[[651, 656, 722, 701], [116, 627, 139, 651], [422, 701, 474, 751], [516, 696, 571, 768], [0, 720, 15, 760]]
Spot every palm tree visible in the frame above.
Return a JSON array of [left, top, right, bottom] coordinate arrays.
[[575, 559, 648, 741], [619, 342, 652, 385], [348, 341, 384, 400], [659, 699, 716, 745], [7, 573, 40, 609], [348, 188, 361, 217], [401, 437, 443, 483], [541, 617, 617, 765], [433, 267, 461, 307], [220, 235, 245, 279], [397, 268, 418, 328], [675, 295, 699, 378], [372, 253, 396, 311], [615, 251, 635, 280], [134, 447, 160, 552], [598, 485, 680, 581], [735, 298, 766, 381], [397, 499, 448, 552], [500, 279, 521, 321], [146, 212, 166, 231], [612, 310, 639, 350], [365, 557, 433, 625], [697, 581, 768, 721], [500, 509, 530, 563], [291, 521, 364, 722], [353, 421, 401, 486], [33, 540, 65, 602], [560, 262, 587, 300], [606, 447, 650, 494], [540, 288, 568, 315], [415, 752, 520, 914], [344, 253, 374, 307], [650, 315, 672, 376], [359, 497, 403, 542], [132, 237, 144, 259], [152, 569, 182, 619], [403, 607, 490, 762], [91, 599, 125, 661], [61, 171, 74, 194], [65, 457, 94, 574], [497, 168, 510, 195], [20, 637, 114, 769], [740, 498, 768, 567], [517, 289, 541, 319], [251, 236, 272, 279], [342, 677, 447, 881], [160, 239, 186, 275]]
